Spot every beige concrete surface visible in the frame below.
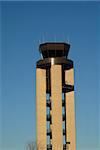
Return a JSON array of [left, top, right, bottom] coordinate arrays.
[[51, 65, 63, 150], [36, 68, 46, 150], [65, 68, 74, 85], [65, 68, 76, 150]]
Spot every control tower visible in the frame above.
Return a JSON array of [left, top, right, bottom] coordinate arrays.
[[36, 43, 76, 150]]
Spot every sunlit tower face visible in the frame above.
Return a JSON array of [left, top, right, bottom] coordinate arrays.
[[36, 43, 76, 150]]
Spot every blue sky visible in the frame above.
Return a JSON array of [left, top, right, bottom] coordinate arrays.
[[0, 1, 100, 150]]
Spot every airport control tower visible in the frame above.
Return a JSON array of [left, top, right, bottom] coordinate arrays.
[[36, 43, 76, 150]]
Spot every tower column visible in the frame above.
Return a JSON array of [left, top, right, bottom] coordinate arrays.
[[65, 68, 76, 150], [36, 42, 76, 150], [51, 65, 63, 150], [36, 68, 46, 150]]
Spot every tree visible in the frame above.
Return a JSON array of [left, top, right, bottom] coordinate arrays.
[[26, 141, 46, 150], [26, 141, 36, 150]]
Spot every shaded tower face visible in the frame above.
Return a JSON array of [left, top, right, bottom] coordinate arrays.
[[36, 43, 76, 150]]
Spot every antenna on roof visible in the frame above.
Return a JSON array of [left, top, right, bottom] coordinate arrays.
[[38, 38, 43, 59], [62, 32, 65, 43], [54, 35, 57, 43], [42, 32, 46, 43], [67, 35, 70, 44]]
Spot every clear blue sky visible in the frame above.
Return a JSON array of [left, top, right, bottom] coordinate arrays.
[[0, 1, 100, 150]]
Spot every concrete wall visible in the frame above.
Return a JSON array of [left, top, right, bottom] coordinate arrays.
[[65, 68, 76, 150], [51, 65, 63, 150], [36, 68, 47, 150]]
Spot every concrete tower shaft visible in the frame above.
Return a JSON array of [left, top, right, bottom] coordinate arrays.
[[36, 43, 76, 150]]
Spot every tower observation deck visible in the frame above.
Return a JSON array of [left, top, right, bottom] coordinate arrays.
[[36, 42, 76, 150]]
